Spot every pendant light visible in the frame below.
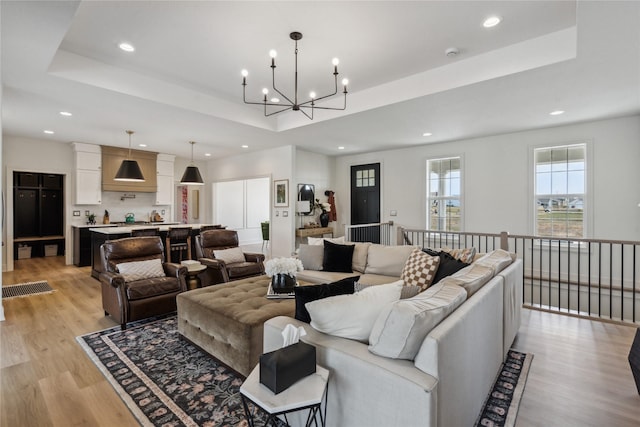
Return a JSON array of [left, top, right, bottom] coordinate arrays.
[[180, 141, 204, 185], [114, 130, 145, 181]]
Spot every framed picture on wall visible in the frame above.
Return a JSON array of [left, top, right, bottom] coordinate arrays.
[[274, 179, 289, 207]]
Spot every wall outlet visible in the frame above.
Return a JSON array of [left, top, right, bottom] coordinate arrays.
[[283, 211, 289, 217], [390, 210, 398, 216]]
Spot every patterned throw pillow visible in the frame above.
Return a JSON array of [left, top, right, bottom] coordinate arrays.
[[116, 259, 165, 283], [443, 247, 477, 264], [401, 248, 440, 291]]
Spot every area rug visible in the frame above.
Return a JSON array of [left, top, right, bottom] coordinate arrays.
[[475, 349, 533, 427], [78, 315, 532, 427], [2, 280, 55, 299]]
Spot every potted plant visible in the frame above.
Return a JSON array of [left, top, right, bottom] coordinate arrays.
[[86, 212, 96, 225], [264, 257, 304, 293]]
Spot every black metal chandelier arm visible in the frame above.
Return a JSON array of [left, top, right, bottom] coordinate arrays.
[[264, 105, 294, 117], [299, 93, 347, 111], [299, 108, 313, 120], [271, 68, 294, 106], [243, 84, 295, 108], [299, 75, 339, 107]]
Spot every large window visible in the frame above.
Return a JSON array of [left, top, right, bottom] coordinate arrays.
[[427, 157, 461, 231], [534, 144, 586, 238]]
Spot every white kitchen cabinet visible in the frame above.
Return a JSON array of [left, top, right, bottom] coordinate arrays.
[[73, 143, 102, 205], [155, 154, 175, 205]]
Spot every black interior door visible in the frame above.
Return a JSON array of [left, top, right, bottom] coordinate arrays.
[[350, 163, 381, 243]]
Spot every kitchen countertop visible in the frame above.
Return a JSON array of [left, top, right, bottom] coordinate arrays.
[[74, 222, 178, 229], [89, 223, 209, 234]]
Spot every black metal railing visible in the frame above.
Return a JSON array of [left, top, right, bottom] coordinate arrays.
[[345, 222, 393, 245], [398, 227, 640, 326]]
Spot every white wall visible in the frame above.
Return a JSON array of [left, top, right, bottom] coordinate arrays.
[[207, 145, 295, 257], [334, 115, 640, 241]]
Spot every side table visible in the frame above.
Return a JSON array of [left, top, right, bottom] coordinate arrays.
[[184, 263, 207, 290], [240, 364, 329, 427]]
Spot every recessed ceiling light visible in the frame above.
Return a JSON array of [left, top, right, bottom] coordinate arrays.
[[270, 97, 280, 103], [59, 111, 72, 116], [423, 132, 433, 137], [550, 110, 565, 116], [241, 145, 249, 148], [119, 42, 135, 52], [43, 130, 54, 134], [483, 16, 501, 28], [338, 146, 345, 150], [205, 153, 211, 157], [138, 144, 147, 147]]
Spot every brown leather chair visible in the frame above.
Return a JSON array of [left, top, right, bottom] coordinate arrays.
[[195, 229, 265, 285], [165, 227, 192, 263], [99, 236, 188, 329], [131, 227, 160, 237]]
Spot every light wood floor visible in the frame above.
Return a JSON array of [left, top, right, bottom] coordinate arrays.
[[1, 257, 639, 427]]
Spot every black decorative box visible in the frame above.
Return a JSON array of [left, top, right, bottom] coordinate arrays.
[[259, 342, 316, 394]]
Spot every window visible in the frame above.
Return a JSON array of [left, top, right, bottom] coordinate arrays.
[[534, 144, 586, 238], [426, 157, 461, 231]]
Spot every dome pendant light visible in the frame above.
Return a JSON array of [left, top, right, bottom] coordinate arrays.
[[114, 130, 145, 182], [180, 141, 204, 185]]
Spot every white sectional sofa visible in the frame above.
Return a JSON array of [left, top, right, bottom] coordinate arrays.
[[264, 245, 523, 427]]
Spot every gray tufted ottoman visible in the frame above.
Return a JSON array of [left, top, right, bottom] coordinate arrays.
[[177, 275, 299, 376]]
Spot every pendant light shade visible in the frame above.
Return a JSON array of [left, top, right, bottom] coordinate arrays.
[[180, 141, 204, 185], [114, 130, 145, 182]]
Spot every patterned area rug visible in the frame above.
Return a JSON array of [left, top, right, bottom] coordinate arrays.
[[475, 350, 534, 427], [2, 280, 54, 299], [77, 315, 275, 427], [78, 315, 531, 427]]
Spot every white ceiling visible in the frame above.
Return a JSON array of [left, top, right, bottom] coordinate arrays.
[[1, 1, 639, 161]]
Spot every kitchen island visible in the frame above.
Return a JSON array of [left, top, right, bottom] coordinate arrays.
[[89, 223, 210, 279]]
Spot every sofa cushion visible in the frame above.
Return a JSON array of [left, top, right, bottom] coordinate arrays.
[[365, 245, 416, 277], [352, 242, 371, 273], [294, 276, 359, 323], [432, 251, 470, 284], [116, 258, 165, 283], [401, 248, 440, 291], [213, 247, 246, 264], [474, 249, 514, 275], [126, 276, 182, 300], [442, 247, 477, 264], [298, 244, 324, 271], [368, 282, 467, 359], [439, 263, 494, 296], [306, 280, 403, 342], [323, 240, 355, 273], [308, 236, 345, 245], [227, 262, 264, 279]]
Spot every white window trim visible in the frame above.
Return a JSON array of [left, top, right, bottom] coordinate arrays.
[[425, 155, 464, 232], [528, 140, 593, 238]]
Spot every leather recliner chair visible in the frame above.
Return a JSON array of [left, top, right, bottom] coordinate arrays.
[[195, 229, 265, 285], [99, 236, 188, 329]]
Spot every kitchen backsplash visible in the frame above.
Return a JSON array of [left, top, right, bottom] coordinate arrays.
[[70, 192, 173, 225]]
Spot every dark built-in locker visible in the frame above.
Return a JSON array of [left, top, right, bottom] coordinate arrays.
[[14, 189, 39, 238]]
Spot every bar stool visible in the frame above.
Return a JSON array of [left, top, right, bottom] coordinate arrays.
[[166, 227, 192, 263], [131, 227, 160, 237]]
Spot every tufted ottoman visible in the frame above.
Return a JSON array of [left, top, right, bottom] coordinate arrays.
[[176, 275, 299, 376]]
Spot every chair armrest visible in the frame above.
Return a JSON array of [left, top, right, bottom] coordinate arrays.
[[199, 257, 227, 270], [99, 271, 125, 288], [244, 252, 265, 263], [163, 262, 188, 278]]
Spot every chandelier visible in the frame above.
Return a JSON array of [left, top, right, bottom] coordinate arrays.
[[241, 31, 348, 120]]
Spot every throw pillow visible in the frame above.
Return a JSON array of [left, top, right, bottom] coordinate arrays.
[[401, 248, 440, 291], [307, 236, 346, 246], [368, 282, 467, 360], [364, 244, 416, 277], [442, 247, 477, 264], [322, 240, 355, 273], [116, 258, 165, 283], [297, 244, 324, 271], [294, 276, 359, 323], [213, 247, 246, 264], [306, 280, 403, 342], [355, 282, 420, 299], [432, 251, 469, 284]]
